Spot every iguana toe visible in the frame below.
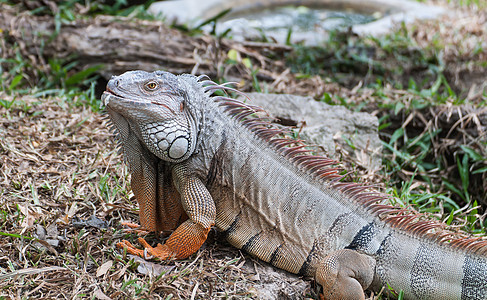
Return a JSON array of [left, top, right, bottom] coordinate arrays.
[[117, 238, 177, 260], [117, 240, 143, 257], [120, 222, 150, 235]]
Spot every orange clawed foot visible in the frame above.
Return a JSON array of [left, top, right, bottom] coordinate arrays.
[[117, 237, 177, 260], [118, 220, 211, 261]]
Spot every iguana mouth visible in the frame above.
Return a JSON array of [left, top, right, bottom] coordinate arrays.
[[106, 86, 123, 97], [102, 91, 176, 116], [101, 89, 125, 106]]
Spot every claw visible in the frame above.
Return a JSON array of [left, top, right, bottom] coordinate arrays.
[[117, 237, 177, 260], [143, 248, 154, 260], [117, 240, 144, 257], [120, 222, 150, 235], [120, 221, 142, 229]]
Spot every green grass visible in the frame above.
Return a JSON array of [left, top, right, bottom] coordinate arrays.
[[285, 23, 449, 94], [0, 45, 103, 111], [447, 0, 487, 8], [376, 85, 487, 231]]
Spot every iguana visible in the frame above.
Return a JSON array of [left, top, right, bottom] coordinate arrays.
[[102, 70, 487, 300]]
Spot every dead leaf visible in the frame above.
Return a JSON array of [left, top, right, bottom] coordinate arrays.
[[130, 255, 174, 277], [94, 288, 112, 300], [96, 260, 113, 277], [18, 204, 40, 228]]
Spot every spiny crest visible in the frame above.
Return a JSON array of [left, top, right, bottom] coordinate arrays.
[[197, 76, 487, 256]]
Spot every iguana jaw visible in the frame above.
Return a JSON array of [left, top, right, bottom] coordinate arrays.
[[102, 90, 154, 109], [101, 90, 120, 106]]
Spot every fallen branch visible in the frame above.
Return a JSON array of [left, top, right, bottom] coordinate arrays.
[[0, 5, 291, 81]]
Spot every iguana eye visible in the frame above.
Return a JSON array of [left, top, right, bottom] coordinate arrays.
[[145, 81, 158, 91]]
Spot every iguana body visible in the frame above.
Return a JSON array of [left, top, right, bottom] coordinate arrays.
[[102, 70, 487, 300]]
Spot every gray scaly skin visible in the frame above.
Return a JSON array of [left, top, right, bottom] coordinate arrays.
[[102, 70, 487, 300]]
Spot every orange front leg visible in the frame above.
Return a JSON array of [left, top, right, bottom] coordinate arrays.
[[118, 164, 216, 261], [118, 221, 211, 260]]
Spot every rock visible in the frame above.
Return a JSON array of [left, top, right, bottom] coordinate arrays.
[[149, 0, 445, 43], [244, 93, 382, 171]]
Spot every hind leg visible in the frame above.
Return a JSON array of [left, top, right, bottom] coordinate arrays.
[[316, 249, 376, 300]]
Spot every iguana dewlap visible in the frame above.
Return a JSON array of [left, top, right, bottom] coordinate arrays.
[[102, 70, 487, 300]]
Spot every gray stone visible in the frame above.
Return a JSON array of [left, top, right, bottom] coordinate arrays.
[[149, 0, 445, 43], [244, 93, 382, 171]]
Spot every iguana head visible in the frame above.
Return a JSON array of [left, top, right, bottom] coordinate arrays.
[[102, 70, 199, 163]]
